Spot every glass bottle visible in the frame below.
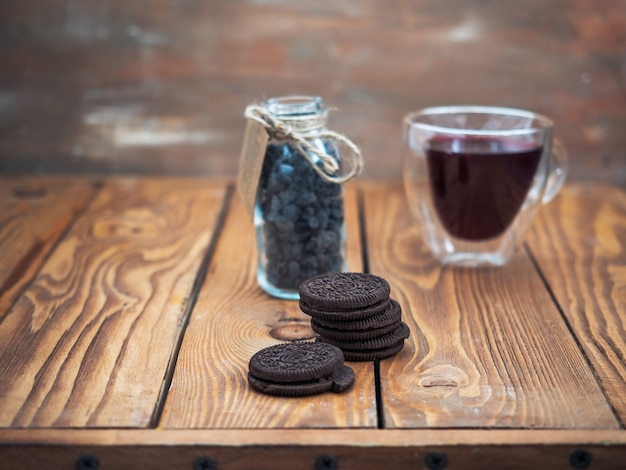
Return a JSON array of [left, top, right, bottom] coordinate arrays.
[[255, 96, 347, 299]]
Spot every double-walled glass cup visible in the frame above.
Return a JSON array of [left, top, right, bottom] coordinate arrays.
[[403, 106, 568, 267]]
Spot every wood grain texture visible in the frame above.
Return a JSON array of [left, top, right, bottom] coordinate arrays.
[[1, 428, 626, 470], [0, 178, 228, 428], [160, 184, 376, 429], [526, 185, 626, 425], [1, 428, 626, 469], [1, 441, 626, 470], [0, 176, 98, 316], [3, 427, 626, 446], [362, 182, 618, 429], [0, 1, 625, 184]]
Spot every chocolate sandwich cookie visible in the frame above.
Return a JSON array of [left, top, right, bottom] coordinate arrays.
[[300, 297, 390, 322], [248, 342, 344, 383], [318, 322, 410, 351], [299, 272, 391, 311], [329, 364, 356, 393], [341, 340, 406, 362], [311, 299, 402, 331], [247, 342, 355, 397], [247, 372, 334, 397], [248, 364, 356, 397], [311, 319, 401, 341]]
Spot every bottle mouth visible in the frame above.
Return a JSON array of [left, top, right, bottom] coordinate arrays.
[[266, 96, 325, 117]]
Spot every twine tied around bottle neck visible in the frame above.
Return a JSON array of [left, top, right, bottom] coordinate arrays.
[[244, 104, 363, 184]]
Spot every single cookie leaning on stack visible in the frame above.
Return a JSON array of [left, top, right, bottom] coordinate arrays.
[[247, 342, 355, 397], [299, 272, 410, 361]]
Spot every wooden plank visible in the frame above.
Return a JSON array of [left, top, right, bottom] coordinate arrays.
[[1, 1, 625, 185], [1, 445, 625, 470], [526, 185, 626, 425], [3, 428, 626, 447], [361, 182, 618, 429], [160, 183, 376, 429], [1, 429, 626, 470], [0, 178, 228, 428], [0, 176, 98, 317]]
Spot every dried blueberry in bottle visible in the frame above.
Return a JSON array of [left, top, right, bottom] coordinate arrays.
[[255, 96, 347, 299]]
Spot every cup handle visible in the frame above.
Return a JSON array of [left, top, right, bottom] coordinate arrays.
[[542, 138, 568, 204]]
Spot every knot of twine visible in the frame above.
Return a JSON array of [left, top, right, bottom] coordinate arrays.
[[244, 104, 363, 184]]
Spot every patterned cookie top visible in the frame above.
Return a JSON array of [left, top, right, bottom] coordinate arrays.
[[298, 272, 391, 310], [248, 342, 344, 383]]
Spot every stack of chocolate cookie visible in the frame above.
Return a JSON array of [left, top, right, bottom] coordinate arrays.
[[248, 342, 355, 397], [299, 272, 410, 361]]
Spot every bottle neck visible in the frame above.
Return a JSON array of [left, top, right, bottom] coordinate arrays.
[[266, 96, 328, 134], [279, 113, 328, 134]]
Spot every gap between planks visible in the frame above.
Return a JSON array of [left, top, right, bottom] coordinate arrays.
[[360, 181, 618, 429], [357, 187, 386, 429], [151, 185, 235, 427], [524, 243, 624, 429], [158, 182, 375, 429]]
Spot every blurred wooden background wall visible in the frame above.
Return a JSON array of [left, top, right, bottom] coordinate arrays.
[[0, 0, 624, 184]]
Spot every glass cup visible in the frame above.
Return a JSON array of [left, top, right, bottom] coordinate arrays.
[[403, 105, 568, 267]]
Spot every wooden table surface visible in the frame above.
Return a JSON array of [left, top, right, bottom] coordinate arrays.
[[1, 1, 625, 185], [0, 175, 625, 469]]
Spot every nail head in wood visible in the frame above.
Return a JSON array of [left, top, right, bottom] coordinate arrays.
[[193, 456, 217, 470], [76, 455, 99, 470], [194, 456, 216, 470], [315, 454, 338, 470], [570, 449, 593, 468], [424, 452, 448, 469]]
